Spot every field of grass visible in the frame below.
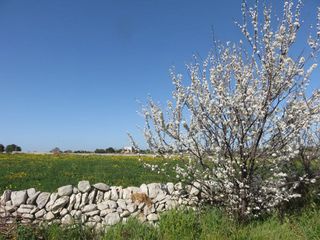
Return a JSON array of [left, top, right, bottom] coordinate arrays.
[[1, 153, 320, 240], [0, 153, 177, 193]]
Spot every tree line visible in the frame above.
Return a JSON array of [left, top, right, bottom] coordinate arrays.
[[0, 144, 22, 153]]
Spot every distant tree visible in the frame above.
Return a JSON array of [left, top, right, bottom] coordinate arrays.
[[50, 147, 62, 154], [74, 150, 92, 153], [64, 150, 73, 153], [5, 144, 21, 153], [0, 144, 4, 153], [95, 149, 106, 154], [105, 147, 115, 153]]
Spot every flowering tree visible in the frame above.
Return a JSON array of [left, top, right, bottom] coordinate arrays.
[[139, 0, 320, 220]]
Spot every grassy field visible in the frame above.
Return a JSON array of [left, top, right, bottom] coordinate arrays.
[[1, 153, 320, 240], [0, 153, 177, 193]]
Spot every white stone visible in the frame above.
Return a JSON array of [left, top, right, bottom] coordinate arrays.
[[26, 188, 36, 198], [51, 196, 69, 211], [73, 187, 79, 194], [189, 182, 201, 196], [0, 190, 11, 205], [36, 192, 50, 209], [45, 193, 58, 211], [120, 210, 130, 217], [11, 190, 27, 206], [89, 215, 101, 222], [22, 213, 34, 219], [96, 191, 104, 203], [78, 181, 91, 193], [106, 200, 117, 209], [140, 184, 148, 195], [100, 209, 113, 217], [67, 194, 76, 211], [88, 189, 97, 204], [147, 213, 158, 221], [122, 188, 131, 199], [74, 193, 81, 210], [80, 192, 88, 208], [104, 191, 111, 200], [60, 208, 68, 217], [117, 199, 127, 210], [85, 210, 100, 217], [85, 221, 96, 228], [127, 203, 137, 213], [110, 187, 118, 201], [147, 183, 161, 199], [45, 212, 55, 221], [17, 207, 32, 214], [105, 212, 120, 226], [167, 183, 174, 195], [97, 202, 109, 211], [26, 191, 40, 205], [153, 191, 166, 203], [4, 205, 15, 213], [58, 185, 73, 196], [93, 183, 110, 192], [61, 214, 73, 225], [82, 204, 97, 213], [35, 209, 46, 218]]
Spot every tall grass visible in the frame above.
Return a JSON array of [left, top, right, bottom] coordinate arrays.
[[3, 207, 320, 240]]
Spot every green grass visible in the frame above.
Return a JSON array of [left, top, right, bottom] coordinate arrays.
[[2, 207, 320, 240], [0, 153, 177, 192]]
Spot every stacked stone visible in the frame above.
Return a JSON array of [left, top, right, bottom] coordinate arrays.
[[0, 181, 201, 229]]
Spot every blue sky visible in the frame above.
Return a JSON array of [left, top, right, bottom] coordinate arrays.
[[0, 0, 319, 152]]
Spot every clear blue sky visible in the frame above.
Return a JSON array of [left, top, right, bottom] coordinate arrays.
[[0, 0, 319, 152]]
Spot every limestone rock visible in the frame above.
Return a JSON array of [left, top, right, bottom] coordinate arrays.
[[97, 202, 109, 211], [26, 191, 40, 205], [58, 185, 73, 196], [0, 190, 11, 205], [78, 181, 91, 193], [45, 212, 55, 221], [27, 188, 36, 198], [61, 214, 73, 225], [45, 193, 58, 211], [35, 209, 46, 218], [60, 208, 68, 217], [36, 192, 50, 209], [80, 192, 88, 208], [88, 189, 97, 204], [74, 193, 81, 210], [11, 190, 27, 206], [51, 196, 69, 211], [22, 213, 34, 220], [104, 191, 111, 200], [147, 183, 161, 199], [85, 210, 100, 217], [82, 204, 97, 213], [127, 203, 137, 213], [110, 187, 118, 201], [140, 184, 148, 195], [117, 199, 127, 210], [93, 183, 110, 192], [96, 191, 104, 203], [105, 212, 120, 226], [147, 213, 158, 221], [67, 194, 76, 211], [167, 183, 174, 195]]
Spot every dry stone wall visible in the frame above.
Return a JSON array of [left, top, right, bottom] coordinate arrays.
[[0, 181, 201, 230]]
